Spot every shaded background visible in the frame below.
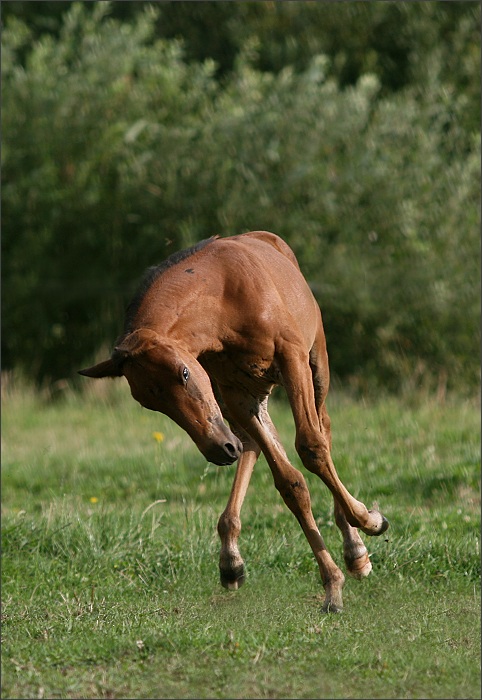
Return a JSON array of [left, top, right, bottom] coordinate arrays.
[[2, 1, 480, 394]]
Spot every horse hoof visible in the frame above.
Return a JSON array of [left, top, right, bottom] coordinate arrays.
[[220, 564, 245, 590], [364, 510, 389, 536], [321, 600, 343, 614]]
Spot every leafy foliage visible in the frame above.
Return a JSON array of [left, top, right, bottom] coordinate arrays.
[[2, 2, 480, 390]]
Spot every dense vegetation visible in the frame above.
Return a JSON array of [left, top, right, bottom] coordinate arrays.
[[2, 1, 480, 392]]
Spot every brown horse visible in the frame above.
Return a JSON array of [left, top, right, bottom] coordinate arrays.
[[79, 231, 388, 612]]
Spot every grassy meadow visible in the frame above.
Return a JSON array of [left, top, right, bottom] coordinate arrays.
[[2, 378, 480, 699]]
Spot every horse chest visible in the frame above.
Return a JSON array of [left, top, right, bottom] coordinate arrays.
[[201, 351, 281, 392]]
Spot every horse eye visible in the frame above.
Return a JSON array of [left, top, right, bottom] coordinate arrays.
[[182, 367, 190, 382]]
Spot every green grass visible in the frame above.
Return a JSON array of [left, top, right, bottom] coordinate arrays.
[[2, 379, 480, 699]]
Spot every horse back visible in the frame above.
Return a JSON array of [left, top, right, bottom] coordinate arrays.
[[130, 230, 318, 357]]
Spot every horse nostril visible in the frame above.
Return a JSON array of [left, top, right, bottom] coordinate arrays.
[[224, 442, 239, 458]]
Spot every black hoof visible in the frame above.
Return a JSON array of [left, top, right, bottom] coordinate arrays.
[[220, 564, 246, 590]]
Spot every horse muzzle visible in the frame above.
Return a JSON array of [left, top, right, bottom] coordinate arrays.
[[201, 436, 242, 466], [197, 420, 243, 465]]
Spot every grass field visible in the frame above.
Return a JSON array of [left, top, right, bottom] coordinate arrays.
[[2, 378, 480, 699]]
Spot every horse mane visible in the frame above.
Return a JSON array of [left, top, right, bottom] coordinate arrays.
[[122, 236, 218, 335]]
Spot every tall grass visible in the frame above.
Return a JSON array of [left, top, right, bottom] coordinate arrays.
[[2, 377, 480, 699]]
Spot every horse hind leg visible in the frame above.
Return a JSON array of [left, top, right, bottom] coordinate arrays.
[[309, 340, 380, 577], [320, 416, 373, 576], [334, 499, 372, 579], [317, 396, 372, 578], [217, 426, 260, 590]]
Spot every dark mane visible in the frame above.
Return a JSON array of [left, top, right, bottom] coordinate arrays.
[[122, 237, 217, 335]]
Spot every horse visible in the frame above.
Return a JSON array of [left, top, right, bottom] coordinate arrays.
[[79, 230, 388, 612]]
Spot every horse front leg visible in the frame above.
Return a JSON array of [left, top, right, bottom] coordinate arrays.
[[217, 430, 260, 590], [222, 389, 345, 613]]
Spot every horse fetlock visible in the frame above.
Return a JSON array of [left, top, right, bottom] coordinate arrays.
[[217, 513, 241, 541], [344, 545, 372, 579]]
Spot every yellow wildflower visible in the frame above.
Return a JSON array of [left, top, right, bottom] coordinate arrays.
[[89, 497, 99, 504], [152, 431, 164, 444]]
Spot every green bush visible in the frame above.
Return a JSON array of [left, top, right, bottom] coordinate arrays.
[[2, 3, 479, 392]]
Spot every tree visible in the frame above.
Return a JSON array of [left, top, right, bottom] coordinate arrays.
[[2, 3, 479, 392]]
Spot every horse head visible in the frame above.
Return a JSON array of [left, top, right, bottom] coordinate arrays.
[[79, 328, 242, 466]]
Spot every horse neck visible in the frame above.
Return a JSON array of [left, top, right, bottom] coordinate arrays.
[[134, 274, 225, 357]]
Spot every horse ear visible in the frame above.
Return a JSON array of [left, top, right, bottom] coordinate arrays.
[[78, 359, 123, 378], [79, 329, 160, 379], [114, 328, 160, 357]]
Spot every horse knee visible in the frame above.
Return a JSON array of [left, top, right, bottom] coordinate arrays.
[[274, 472, 311, 515]]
